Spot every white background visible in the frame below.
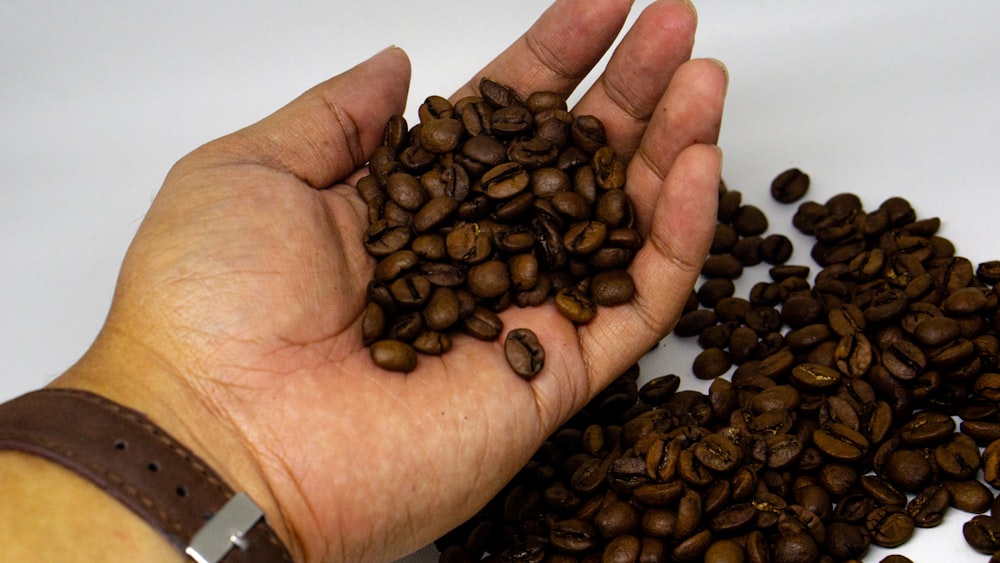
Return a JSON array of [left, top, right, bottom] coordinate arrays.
[[2, 1, 998, 561]]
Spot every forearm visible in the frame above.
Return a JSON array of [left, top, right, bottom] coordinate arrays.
[[0, 451, 185, 562]]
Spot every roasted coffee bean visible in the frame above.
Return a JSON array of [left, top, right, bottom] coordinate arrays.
[[554, 287, 596, 324], [934, 433, 981, 480], [813, 423, 869, 462], [462, 306, 503, 340], [771, 532, 819, 563], [965, 515, 1000, 554], [824, 521, 870, 561], [900, 410, 955, 447], [882, 449, 933, 493], [760, 234, 794, 265], [906, 484, 950, 527], [369, 339, 417, 372], [732, 204, 768, 236], [590, 269, 635, 306], [703, 539, 745, 563], [866, 506, 915, 548], [944, 479, 994, 514], [702, 254, 745, 279], [466, 260, 510, 299], [771, 168, 810, 203], [504, 328, 544, 379], [693, 347, 732, 380]]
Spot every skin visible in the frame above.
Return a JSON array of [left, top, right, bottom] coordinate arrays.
[[0, 0, 727, 561]]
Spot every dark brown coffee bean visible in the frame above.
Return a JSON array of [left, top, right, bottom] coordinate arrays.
[[935, 433, 982, 480], [693, 433, 743, 473], [865, 506, 915, 548], [772, 532, 819, 563], [860, 475, 907, 507], [590, 269, 635, 306], [732, 235, 764, 266], [461, 306, 503, 341], [732, 204, 769, 236], [363, 220, 412, 257], [504, 328, 544, 379], [881, 339, 926, 381], [562, 220, 607, 255], [944, 479, 994, 514], [549, 518, 597, 553], [703, 539, 745, 563], [790, 363, 841, 392], [361, 302, 386, 346], [424, 287, 460, 331], [389, 274, 432, 307], [882, 449, 933, 492], [702, 254, 745, 279], [370, 339, 417, 372], [693, 348, 732, 380], [906, 483, 950, 527], [813, 423, 869, 462], [824, 522, 870, 561], [760, 234, 794, 265], [771, 168, 810, 203], [698, 278, 736, 308], [914, 316, 961, 347], [899, 410, 955, 447], [554, 287, 596, 324], [672, 529, 712, 563], [446, 221, 492, 264], [465, 260, 510, 299], [965, 515, 1000, 554]]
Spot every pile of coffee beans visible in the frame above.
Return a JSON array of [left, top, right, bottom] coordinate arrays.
[[433, 169, 1000, 562], [357, 78, 640, 375]]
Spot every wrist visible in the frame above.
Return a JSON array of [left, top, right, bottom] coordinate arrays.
[[49, 327, 301, 562]]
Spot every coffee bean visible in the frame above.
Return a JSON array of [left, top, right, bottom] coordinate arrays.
[[771, 168, 811, 203], [370, 339, 417, 372], [965, 515, 1000, 554], [866, 506, 915, 548], [591, 269, 635, 306], [504, 328, 544, 379]]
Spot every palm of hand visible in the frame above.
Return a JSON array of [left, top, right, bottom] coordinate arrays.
[[125, 148, 589, 556]]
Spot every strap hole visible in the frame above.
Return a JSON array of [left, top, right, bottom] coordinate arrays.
[[114, 439, 128, 450], [176, 486, 188, 498], [147, 461, 160, 472]]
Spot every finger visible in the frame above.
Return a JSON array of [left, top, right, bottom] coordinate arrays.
[[580, 142, 722, 382], [200, 47, 412, 189], [627, 58, 728, 234], [571, 0, 699, 162], [450, 0, 634, 102]]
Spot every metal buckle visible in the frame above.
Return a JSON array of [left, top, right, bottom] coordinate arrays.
[[185, 492, 264, 563]]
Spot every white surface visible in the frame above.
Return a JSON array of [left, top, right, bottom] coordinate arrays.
[[2, 1, 998, 561]]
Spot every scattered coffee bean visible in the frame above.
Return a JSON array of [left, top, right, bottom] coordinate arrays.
[[434, 170, 1000, 562]]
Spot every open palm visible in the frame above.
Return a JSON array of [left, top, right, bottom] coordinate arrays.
[[59, 1, 727, 561]]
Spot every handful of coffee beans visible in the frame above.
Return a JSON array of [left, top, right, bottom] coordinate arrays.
[[434, 169, 1000, 562], [357, 78, 639, 375]]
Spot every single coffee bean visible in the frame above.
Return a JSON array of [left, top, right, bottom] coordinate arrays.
[[771, 168, 810, 203], [370, 339, 418, 372], [906, 483, 951, 527], [591, 269, 635, 306], [965, 515, 1000, 554], [866, 506, 915, 548], [504, 328, 544, 379], [944, 479, 994, 514], [732, 204, 769, 236]]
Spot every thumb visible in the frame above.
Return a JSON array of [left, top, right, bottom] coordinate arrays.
[[214, 46, 412, 189]]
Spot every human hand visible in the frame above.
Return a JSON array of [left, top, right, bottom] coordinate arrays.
[[54, 0, 726, 561]]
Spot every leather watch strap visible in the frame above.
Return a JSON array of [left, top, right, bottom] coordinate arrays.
[[0, 388, 292, 563]]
